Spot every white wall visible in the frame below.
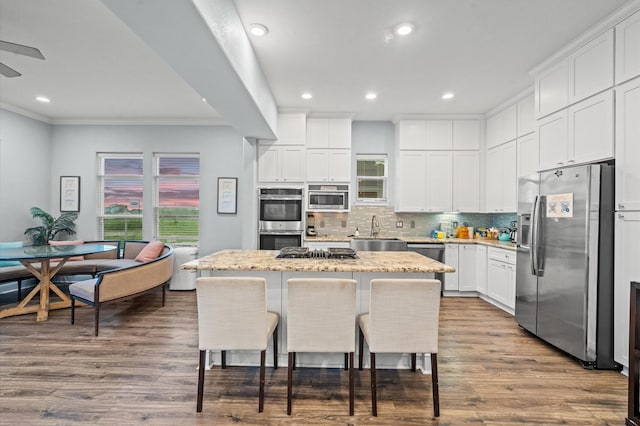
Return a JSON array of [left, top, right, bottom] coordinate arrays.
[[351, 121, 396, 204], [0, 109, 52, 242]]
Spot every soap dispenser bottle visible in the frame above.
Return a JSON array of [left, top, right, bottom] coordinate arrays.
[[354, 227, 360, 237]]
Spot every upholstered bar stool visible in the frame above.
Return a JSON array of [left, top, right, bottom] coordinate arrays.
[[195, 277, 279, 413], [286, 278, 357, 416], [358, 278, 441, 417]]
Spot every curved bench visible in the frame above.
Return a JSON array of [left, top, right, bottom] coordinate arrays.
[[69, 241, 174, 336]]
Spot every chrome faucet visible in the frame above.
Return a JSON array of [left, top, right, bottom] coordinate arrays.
[[370, 215, 380, 237]]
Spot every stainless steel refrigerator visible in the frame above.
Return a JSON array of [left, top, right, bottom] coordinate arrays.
[[515, 163, 617, 369]]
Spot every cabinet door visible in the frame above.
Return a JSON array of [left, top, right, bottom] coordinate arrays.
[[453, 120, 480, 150], [615, 11, 640, 84], [458, 244, 477, 291], [395, 151, 426, 212], [614, 212, 640, 368], [487, 259, 509, 306], [444, 244, 459, 291], [502, 141, 517, 212], [568, 90, 614, 165], [517, 94, 535, 137], [306, 149, 329, 181], [537, 109, 568, 170], [277, 113, 307, 145], [535, 60, 569, 118], [517, 133, 539, 178], [281, 147, 305, 182], [568, 29, 614, 104], [506, 263, 516, 310], [306, 118, 329, 148], [452, 151, 479, 212], [328, 150, 351, 182], [258, 145, 281, 182], [476, 245, 487, 294], [486, 113, 501, 149], [396, 120, 426, 150], [615, 77, 640, 211], [485, 147, 502, 212], [502, 104, 518, 143], [328, 119, 352, 149], [425, 151, 452, 212], [425, 120, 453, 150]]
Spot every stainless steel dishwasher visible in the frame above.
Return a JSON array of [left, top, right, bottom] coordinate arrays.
[[407, 243, 446, 286]]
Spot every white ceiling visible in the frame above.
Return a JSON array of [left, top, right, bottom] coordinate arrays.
[[0, 0, 632, 124]]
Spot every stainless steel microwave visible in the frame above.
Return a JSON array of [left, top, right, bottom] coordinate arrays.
[[307, 184, 349, 211]]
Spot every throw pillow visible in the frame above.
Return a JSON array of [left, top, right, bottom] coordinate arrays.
[[0, 241, 23, 267], [49, 239, 85, 261], [134, 240, 165, 262]]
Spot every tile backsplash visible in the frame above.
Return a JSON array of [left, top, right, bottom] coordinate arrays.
[[309, 205, 517, 238]]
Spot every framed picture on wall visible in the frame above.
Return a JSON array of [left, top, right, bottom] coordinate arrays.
[[60, 176, 80, 212], [217, 177, 237, 214]]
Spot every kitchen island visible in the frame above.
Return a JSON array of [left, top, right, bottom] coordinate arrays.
[[183, 249, 455, 371]]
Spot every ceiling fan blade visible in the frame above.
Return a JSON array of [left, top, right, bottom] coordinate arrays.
[[0, 62, 21, 78], [0, 40, 45, 60]]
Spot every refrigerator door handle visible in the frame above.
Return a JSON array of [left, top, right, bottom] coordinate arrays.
[[530, 195, 539, 276]]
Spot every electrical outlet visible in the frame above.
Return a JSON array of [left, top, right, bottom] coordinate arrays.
[[396, 220, 403, 228], [453, 221, 458, 228], [341, 220, 347, 228], [411, 220, 415, 228]]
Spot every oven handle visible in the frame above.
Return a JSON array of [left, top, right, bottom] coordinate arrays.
[[258, 230, 304, 235], [258, 195, 303, 201]]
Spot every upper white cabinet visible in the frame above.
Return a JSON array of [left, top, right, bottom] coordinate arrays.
[[615, 11, 640, 85], [516, 133, 539, 178], [396, 119, 480, 150], [452, 151, 480, 212], [537, 90, 613, 171], [485, 140, 517, 212], [453, 120, 481, 150], [615, 77, 640, 211], [535, 29, 614, 119], [425, 151, 453, 212], [265, 113, 307, 145], [258, 145, 305, 182], [486, 104, 517, 149], [396, 151, 427, 212], [306, 118, 351, 149], [517, 94, 535, 136]]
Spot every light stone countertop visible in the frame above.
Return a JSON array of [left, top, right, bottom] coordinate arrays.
[[182, 249, 456, 273], [304, 236, 517, 251]]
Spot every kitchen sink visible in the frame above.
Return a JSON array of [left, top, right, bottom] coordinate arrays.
[[350, 238, 408, 251]]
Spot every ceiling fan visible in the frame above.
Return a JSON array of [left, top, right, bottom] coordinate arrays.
[[0, 40, 45, 78]]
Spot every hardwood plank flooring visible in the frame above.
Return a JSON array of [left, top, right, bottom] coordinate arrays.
[[0, 291, 627, 425]]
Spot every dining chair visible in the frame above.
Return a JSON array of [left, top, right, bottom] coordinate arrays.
[[196, 277, 279, 413], [286, 277, 357, 416], [358, 278, 441, 417]]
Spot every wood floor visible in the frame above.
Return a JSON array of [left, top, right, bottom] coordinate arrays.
[[0, 290, 627, 425]]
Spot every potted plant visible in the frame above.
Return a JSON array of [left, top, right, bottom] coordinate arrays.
[[24, 207, 78, 246]]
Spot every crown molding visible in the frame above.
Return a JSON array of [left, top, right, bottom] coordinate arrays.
[[391, 113, 485, 124], [0, 103, 52, 124], [50, 118, 228, 126], [485, 86, 535, 118]]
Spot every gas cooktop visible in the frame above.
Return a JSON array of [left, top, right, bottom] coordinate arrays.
[[276, 246, 358, 259]]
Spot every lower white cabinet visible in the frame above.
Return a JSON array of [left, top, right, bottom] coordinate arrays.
[[443, 244, 459, 291], [486, 247, 516, 312], [613, 211, 640, 368], [458, 244, 477, 292], [476, 245, 487, 294]]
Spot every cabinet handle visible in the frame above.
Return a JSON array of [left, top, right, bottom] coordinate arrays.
[[619, 203, 625, 209], [567, 160, 575, 163], [619, 213, 625, 220], [556, 162, 564, 165]]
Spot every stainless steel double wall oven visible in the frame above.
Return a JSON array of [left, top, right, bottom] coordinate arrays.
[[258, 188, 304, 250]]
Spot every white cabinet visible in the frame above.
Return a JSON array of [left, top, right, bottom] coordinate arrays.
[[306, 149, 351, 182], [517, 133, 539, 178], [485, 141, 517, 212], [487, 247, 516, 312], [258, 145, 305, 183], [425, 151, 453, 212], [396, 120, 426, 150], [476, 245, 488, 294], [538, 90, 614, 171], [269, 113, 306, 145], [616, 11, 640, 84], [615, 77, 640, 211], [567, 29, 614, 104], [535, 61, 569, 119], [452, 151, 480, 212], [517, 94, 536, 137], [396, 151, 427, 212], [443, 244, 459, 291], [306, 118, 351, 149], [487, 104, 517, 149], [453, 120, 481, 150], [458, 244, 477, 292], [425, 120, 453, 150], [613, 212, 640, 368]]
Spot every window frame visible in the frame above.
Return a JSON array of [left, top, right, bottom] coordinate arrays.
[[355, 154, 388, 205]]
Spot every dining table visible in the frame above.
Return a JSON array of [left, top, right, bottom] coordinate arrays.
[[0, 243, 117, 321]]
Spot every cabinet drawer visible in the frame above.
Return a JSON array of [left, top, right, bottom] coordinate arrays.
[[488, 247, 516, 264]]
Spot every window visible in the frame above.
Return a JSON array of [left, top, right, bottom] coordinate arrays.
[[153, 154, 200, 246], [97, 153, 143, 240], [356, 154, 387, 203]]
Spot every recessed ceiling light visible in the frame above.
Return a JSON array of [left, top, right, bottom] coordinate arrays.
[[365, 92, 377, 100], [35, 96, 50, 103], [201, 97, 207, 103], [249, 23, 269, 37], [441, 92, 455, 100], [394, 22, 414, 36], [301, 92, 313, 100]]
